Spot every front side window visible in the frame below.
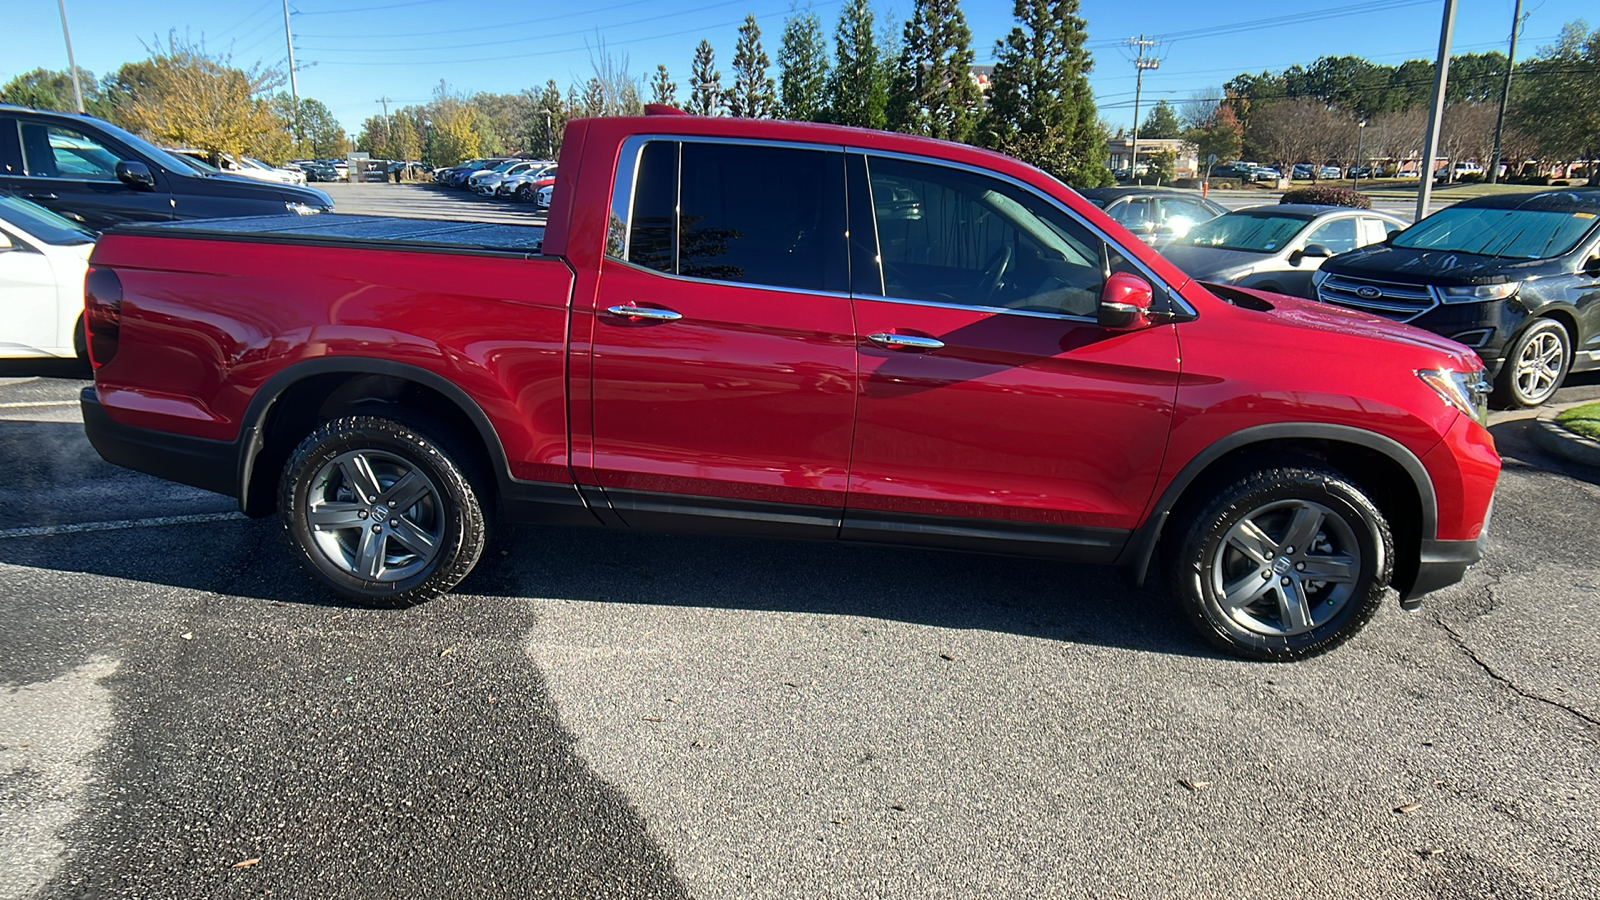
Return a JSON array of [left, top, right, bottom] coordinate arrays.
[[865, 155, 1107, 317], [1304, 216, 1358, 254], [613, 139, 848, 293], [20, 123, 120, 179]]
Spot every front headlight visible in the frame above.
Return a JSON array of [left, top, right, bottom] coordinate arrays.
[[285, 202, 328, 215], [1312, 269, 1332, 291], [1417, 368, 1490, 425], [1440, 282, 1519, 303]]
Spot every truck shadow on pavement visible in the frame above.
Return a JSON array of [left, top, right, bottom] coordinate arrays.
[[0, 418, 1210, 661]]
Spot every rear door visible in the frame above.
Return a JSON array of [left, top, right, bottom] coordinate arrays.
[[585, 138, 856, 536], [843, 153, 1182, 560]]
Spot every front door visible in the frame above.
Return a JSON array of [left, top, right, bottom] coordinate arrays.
[[586, 139, 856, 536], [843, 154, 1182, 560], [0, 117, 173, 230]]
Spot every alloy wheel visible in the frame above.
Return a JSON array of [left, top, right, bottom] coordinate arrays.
[[305, 449, 444, 582], [1209, 499, 1360, 637]]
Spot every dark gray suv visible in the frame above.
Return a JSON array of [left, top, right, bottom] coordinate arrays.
[[0, 105, 333, 231]]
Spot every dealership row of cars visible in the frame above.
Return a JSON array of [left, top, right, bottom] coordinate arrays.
[[1, 104, 1596, 412], [432, 156, 558, 210]]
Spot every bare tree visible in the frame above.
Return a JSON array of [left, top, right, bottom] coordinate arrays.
[[1439, 101, 1498, 180], [1179, 88, 1221, 130], [1245, 97, 1354, 177], [584, 35, 643, 117]]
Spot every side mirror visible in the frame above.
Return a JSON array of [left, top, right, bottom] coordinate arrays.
[[1288, 244, 1333, 267], [115, 160, 156, 191], [1098, 271, 1155, 331], [1585, 255, 1600, 278]]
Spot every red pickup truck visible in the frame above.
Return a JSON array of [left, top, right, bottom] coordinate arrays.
[[79, 113, 1500, 660]]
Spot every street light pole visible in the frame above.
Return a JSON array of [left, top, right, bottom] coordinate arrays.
[[1488, 0, 1524, 185], [1415, 0, 1458, 223], [56, 0, 84, 113], [1354, 120, 1366, 184]]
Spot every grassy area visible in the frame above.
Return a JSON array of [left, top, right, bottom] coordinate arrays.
[[1556, 402, 1600, 441], [1356, 180, 1564, 199]]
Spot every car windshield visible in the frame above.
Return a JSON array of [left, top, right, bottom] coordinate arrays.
[[1391, 207, 1599, 259], [0, 191, 95, 244], [1180, 211, 1310, 253], [80, 118, 215, 177]]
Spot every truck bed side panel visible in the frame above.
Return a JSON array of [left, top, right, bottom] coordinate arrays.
[[90, 233, 576, 484]]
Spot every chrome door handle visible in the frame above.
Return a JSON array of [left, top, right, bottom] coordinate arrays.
[[867, 332, 944, 351], [607, 304, 682, 322]]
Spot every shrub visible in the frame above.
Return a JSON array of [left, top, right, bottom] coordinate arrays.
[[1513, 174, 1551, 186], [1459, 172, 1484, 184], [1279, 185, 1372, 209]]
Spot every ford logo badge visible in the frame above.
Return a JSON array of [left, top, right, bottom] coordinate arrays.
[[1354, 285, 1383, 299]]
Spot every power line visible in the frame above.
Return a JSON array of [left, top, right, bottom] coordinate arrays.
[[297, 0, 663, 41], [293, 0, 456, 16]]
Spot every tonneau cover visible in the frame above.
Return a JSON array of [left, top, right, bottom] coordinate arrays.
[[109, 214, 546, 255]]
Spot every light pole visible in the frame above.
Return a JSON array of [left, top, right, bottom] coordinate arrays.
[[1353, 120, 1367, 184], [56, 0, 84, 113]]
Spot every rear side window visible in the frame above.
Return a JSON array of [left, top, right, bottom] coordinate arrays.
[[678, 142, 846, 292]]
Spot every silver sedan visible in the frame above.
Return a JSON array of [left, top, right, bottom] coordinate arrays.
[[1159, 204, 1409, 298]]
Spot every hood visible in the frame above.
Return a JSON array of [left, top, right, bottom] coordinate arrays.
[[1160, 244, 1270, 279], [1321, 242, 1566, 286], [170, 167, 331, 207], [1227, 285, 1482, 366]]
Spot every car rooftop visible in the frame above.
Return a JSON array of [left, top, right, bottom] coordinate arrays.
[[1457, 187, 1600, 213]]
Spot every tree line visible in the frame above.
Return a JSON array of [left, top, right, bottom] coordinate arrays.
[[1166, 22, 1599, 182], [1, 1, 1115, 189]]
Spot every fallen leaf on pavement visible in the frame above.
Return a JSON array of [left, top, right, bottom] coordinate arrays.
[[889, 804, 907, 811], [439, 648, 455, 658], [231, 858, 260, 869], [1417, 847, 1444, 858], [1395, 801, 1423, 814], [180, 633, 194, 641], [939, 654, 955, 661], [1178, 779, 1212, 791]]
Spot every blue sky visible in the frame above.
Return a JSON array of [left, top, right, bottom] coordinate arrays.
[[5, 0, 1589, 135]]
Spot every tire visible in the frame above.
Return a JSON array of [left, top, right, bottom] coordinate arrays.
[[279, 413, 486, 607], [1493, 318, 1569, 409], [72, 314, 87, 362], [1164, 466, 1393, 661]]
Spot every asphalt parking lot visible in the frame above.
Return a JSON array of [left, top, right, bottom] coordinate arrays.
[[4, 188, 1599, 899]]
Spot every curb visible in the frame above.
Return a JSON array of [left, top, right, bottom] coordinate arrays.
[[1529, 404, 1600, 467]]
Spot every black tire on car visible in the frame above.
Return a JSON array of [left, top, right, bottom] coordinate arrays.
[[1165, 465, 1393, 661], [279, 413, 486, 607], [1493, 318, 1570, 409]]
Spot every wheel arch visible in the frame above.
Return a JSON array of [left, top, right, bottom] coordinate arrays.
[[237, 358, 512, 517], [1118, 423, 1437, 599]]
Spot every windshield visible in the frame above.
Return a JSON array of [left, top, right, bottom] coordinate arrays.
[[1392, 207, 1599, 259], [81, 118, 215, 177], [489, 160, 519, 172], [1181, 211, 1310, 253], [0, 191, 95, 244]]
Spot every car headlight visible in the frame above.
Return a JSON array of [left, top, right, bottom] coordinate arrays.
[[1417, 368, 1490, 425], [1311, 269, 1331, 292], [286, 201, 329, 215], [1440, 282, 1519, 303]]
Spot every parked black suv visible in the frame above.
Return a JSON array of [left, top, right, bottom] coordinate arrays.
[[1314, 188, 1600, 407], [0, 105, 333, 231]]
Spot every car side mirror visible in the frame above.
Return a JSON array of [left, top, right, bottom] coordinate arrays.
[[1585, 255, 1600, 278], [1098, 271, 1155, 331], [116, 160, 156, 191], [1288, 244, 1333, 267]]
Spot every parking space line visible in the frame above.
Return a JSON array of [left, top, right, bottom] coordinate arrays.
[[0, 400, 80, 409], [0, 511, 246, 540]]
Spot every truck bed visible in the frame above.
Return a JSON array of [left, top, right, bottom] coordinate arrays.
[[108, 214, 547, 256]]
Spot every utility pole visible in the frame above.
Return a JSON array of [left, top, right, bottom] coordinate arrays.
[[56, 0, 84, 113], [1415, 0, 1458, 222], [1127, 35, 1160, 185], [1487, 0, 1524, 185], [376, 97, 392, 153], [283, 0, 300, 137]]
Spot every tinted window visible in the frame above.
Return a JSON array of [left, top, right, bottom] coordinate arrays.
[[866, 156, 1106, 317], [1183, 211, 1310, 254], [678, 142, 846, 292], [20, 123, 119, 179], [1304, 216, 1358, 254], [624, 141, 677, 273]]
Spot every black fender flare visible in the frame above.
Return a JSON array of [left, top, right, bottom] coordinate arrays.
[[234, 357, 515, 511], [1116, 422, 1439, 586]]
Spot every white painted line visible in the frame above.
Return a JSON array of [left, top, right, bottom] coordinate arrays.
[[0, 511, 246, 540], [0, 400, 79, 409]]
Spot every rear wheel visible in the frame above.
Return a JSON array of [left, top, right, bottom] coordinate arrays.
[[279, 413, 486, 607], [1494, 318, 1569, 409], [1165, 466, 1392, 661]]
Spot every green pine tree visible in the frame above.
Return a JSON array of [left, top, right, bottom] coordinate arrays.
[[1139, 99, 1182, 139], [778, 6, 830, 121], [829, 0, 887, 129], [688, 40, 723, 116], [650, 65, 677, 107], [725, 15, 776, 117], [981, 0, 1112, 187], [886, 0, 981, 142]]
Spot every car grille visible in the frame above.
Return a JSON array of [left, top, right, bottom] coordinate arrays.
[[1317, 274, 1438, 322]]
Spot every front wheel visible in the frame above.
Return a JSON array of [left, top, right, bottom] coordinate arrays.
[[1494, 318, 1569, 409], [279, 414, 486, 607], [1165, 466, 1393, 661]]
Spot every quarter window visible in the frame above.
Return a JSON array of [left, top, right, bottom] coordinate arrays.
[[865, 156, 1107, 317]]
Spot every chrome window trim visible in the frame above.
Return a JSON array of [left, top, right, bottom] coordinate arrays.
[[858, 292, 1099, 323], [847, 145, 1197, 319]]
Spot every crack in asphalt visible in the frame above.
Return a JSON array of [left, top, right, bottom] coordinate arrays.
[[1433, 572, 1600, 733]]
